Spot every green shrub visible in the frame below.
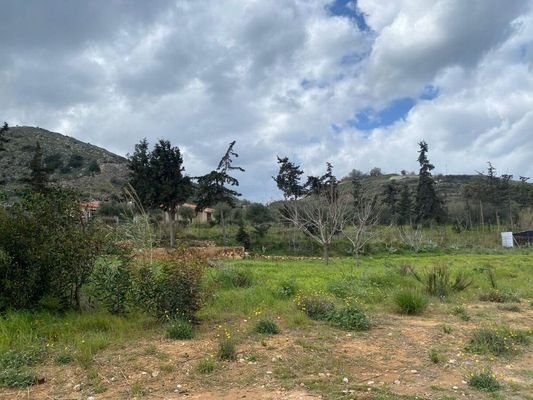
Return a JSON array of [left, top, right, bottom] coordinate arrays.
[[166, 319, 194, 340], [393, 288, 429, 315], [429, 349, 440, 363], [277, 279, 297, 297], [54, 352, 74, 365], [479, 290, 520, 303], [329, 303, 370, 331], [468, 368, 501, 392], [0, 349, 44, 388], [407, 263, 472, 298], [465, 325, 530, 356], [91, 256, 133, 315], [0, 368, 36, 388], [215, 267, 254, 288], [217, 339, 236, 361], [197, 358, 216, 374], [134, 255, 206, 321], [255, 318, 280, 335], [295, 293, 336, 321], [452, 305, 470, 321]]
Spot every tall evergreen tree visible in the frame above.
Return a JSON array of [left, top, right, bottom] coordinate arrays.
[[0, 122, 8, 152], [414, 141, 445, 225], [128, 139, 193, 247], [195, 141, 245, 245], [272, 156, 305, 200], [29, 142, 49, 193], [398, 183, 412, 225], [383, 181, 399, 224]]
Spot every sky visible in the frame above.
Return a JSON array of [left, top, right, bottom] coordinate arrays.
[[1, 0, 532, 202]]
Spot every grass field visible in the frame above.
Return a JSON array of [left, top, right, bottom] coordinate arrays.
[[0, 252, 532, 399]]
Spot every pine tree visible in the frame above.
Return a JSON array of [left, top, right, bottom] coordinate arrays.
[[29, 142, 49, 193], [414, 141, 445, 225], [195, 141, 245, 245], [272, 156, 305, 200]]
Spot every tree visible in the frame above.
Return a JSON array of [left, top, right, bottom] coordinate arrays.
[[235, 219, 251, 249], [128, 139, 193, 247], [369, 167, 382, 176], [29, 142, 49, 193], [0, 122, 8, 152], [398, 183, 413, 225], [178, 206, 196, 225], [383, 181, 399, 224], [278, 163, 349, 264], [246, 202, 275, 238], [414, 141, 445, 225], [195, 141, 245, 245], [273, 156, 305, 200]]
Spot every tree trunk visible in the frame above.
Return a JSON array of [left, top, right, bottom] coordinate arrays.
[[323, 243, 329, 265], [169, 210, 176, 248], [221, 207, 227, 246]]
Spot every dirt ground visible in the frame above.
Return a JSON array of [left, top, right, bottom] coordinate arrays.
[[1, 302, 532, 400]]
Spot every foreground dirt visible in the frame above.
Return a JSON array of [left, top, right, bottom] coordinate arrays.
[[1, 302, 532, 400]]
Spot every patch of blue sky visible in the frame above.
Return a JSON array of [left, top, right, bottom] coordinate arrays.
[[350, 97, 416, 131], [420, 85, 439, 100], [326, 0, 370, 32]]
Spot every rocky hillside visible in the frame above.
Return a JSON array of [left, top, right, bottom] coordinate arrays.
[[0, 126, 128, 199]]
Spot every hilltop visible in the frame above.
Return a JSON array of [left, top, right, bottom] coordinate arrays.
[[0, 126, 128, 199]]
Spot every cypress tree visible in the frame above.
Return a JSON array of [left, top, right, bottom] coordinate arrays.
[[414, 141, 445, 225]]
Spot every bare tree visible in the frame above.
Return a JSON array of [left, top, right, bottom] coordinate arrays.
[[341, 193, 381, 258]]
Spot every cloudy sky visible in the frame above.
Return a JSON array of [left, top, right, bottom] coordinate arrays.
[[1, 0, 532, 201]]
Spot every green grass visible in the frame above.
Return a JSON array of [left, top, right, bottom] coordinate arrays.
[[393, 288, 429, 315], [465, 325, 530, 356]]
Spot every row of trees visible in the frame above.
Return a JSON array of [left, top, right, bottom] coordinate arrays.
[[128, 139, 245, 247]]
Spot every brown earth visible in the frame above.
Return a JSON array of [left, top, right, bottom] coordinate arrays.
[[1, 303, 531, 400]]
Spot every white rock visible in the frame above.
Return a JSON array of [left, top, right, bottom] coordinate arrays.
[[393, 380, 401, 385], [452, 386, 458, 390], [448, 359, 456, 364], [87, 397, 96, 400], [342, 377, 349, 384], [367, 380, 374, 385], [151, 371, 159, 378], [176, 384, 182, 389], [272, 357, 277, 362], [266, 371, 273, 375], [73, 384, 82, 392], [410, 370, 418, 374]]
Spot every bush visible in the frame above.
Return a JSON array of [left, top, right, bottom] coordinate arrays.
[[393, 288, 429, 315], [0, 349, 44, 388], [329, 303, 370, 331], [197, 358, 216, 374], [465, 326, 529, 356], [91, 256, 133, 315], [468, 368, 501, 392], [0, 189, 106, 311], [134, 255, 206, 321], [295, 293, 336, 321], [255, 319, 280, 335], [215, 267, 254, 289], [407, 263, 472, 298], [429, 349, 440, 364], [277, 279, 297, 297], [166, 319, 194, 340], [217, 339, 236, 361], [452, 305, 470, 321], [479, 289, 520, 303]]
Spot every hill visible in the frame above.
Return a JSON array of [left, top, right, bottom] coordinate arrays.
[[0, 126, 128, 199]]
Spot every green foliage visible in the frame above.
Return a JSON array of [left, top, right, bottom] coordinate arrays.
[[465, 325, 530, 355], [0, 349, 43, 388], [68, 153, 85, 169], [429, 349, 440, 363], [197, 358, 216, 373], [479, 289, 520, 303], [468, 367, 501, 392], [328, 303, 370, 331], [215, 267, 254, 288], [54, 352, 74, 365], [134, 256, 206, 321], [235, 221, 251, 249], [43, 153, 63, 172], [87, 159, 100, 174], [295, 293, 336, 321], [407, 263, 472, 298], [255, 318, 280, 335], [393, 288, 429, 315], [217, 338, 237, 361], [246, 203, 275, 238], [277, 279, 297, 297], [273, 156, 305, 200], [91, 256, 133, 315], [0, 189, 106, 310], [452, 305, 470, 321], [29, 142, 49, 192], [166, 319, 194, 340]]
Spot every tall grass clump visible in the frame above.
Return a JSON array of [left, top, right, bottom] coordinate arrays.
[[215, 267, 254, 289], [393, 288, 429, 315], [465, 325, 530, 356], [166, 319, 194, 340], [406, 263, 472, 298]]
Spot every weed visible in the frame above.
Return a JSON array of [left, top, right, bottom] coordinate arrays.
[[0, 368, 36, 388], [329, 303, 370, 331], [166, 319, 194, 340], [130, 382, 145, 396], [407, 263, 472, 298], [218, 338, 237, 361], [452, 305, 470, 321], [468, 367, 501, 392], [479, 290, 520, 303], [497, 304, 521, 312], [429, 349, 440, 363], [393, 288, 429, 315], [295, 293, 336, 321], [197, 358, 216, 374], [277, 279, 297, 297], [54, 352, 74, 365], [465, 325, 530, 355], [441, 324, 452, 334], [255, 319, 280, 335], [216, 267, 254, 288]]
